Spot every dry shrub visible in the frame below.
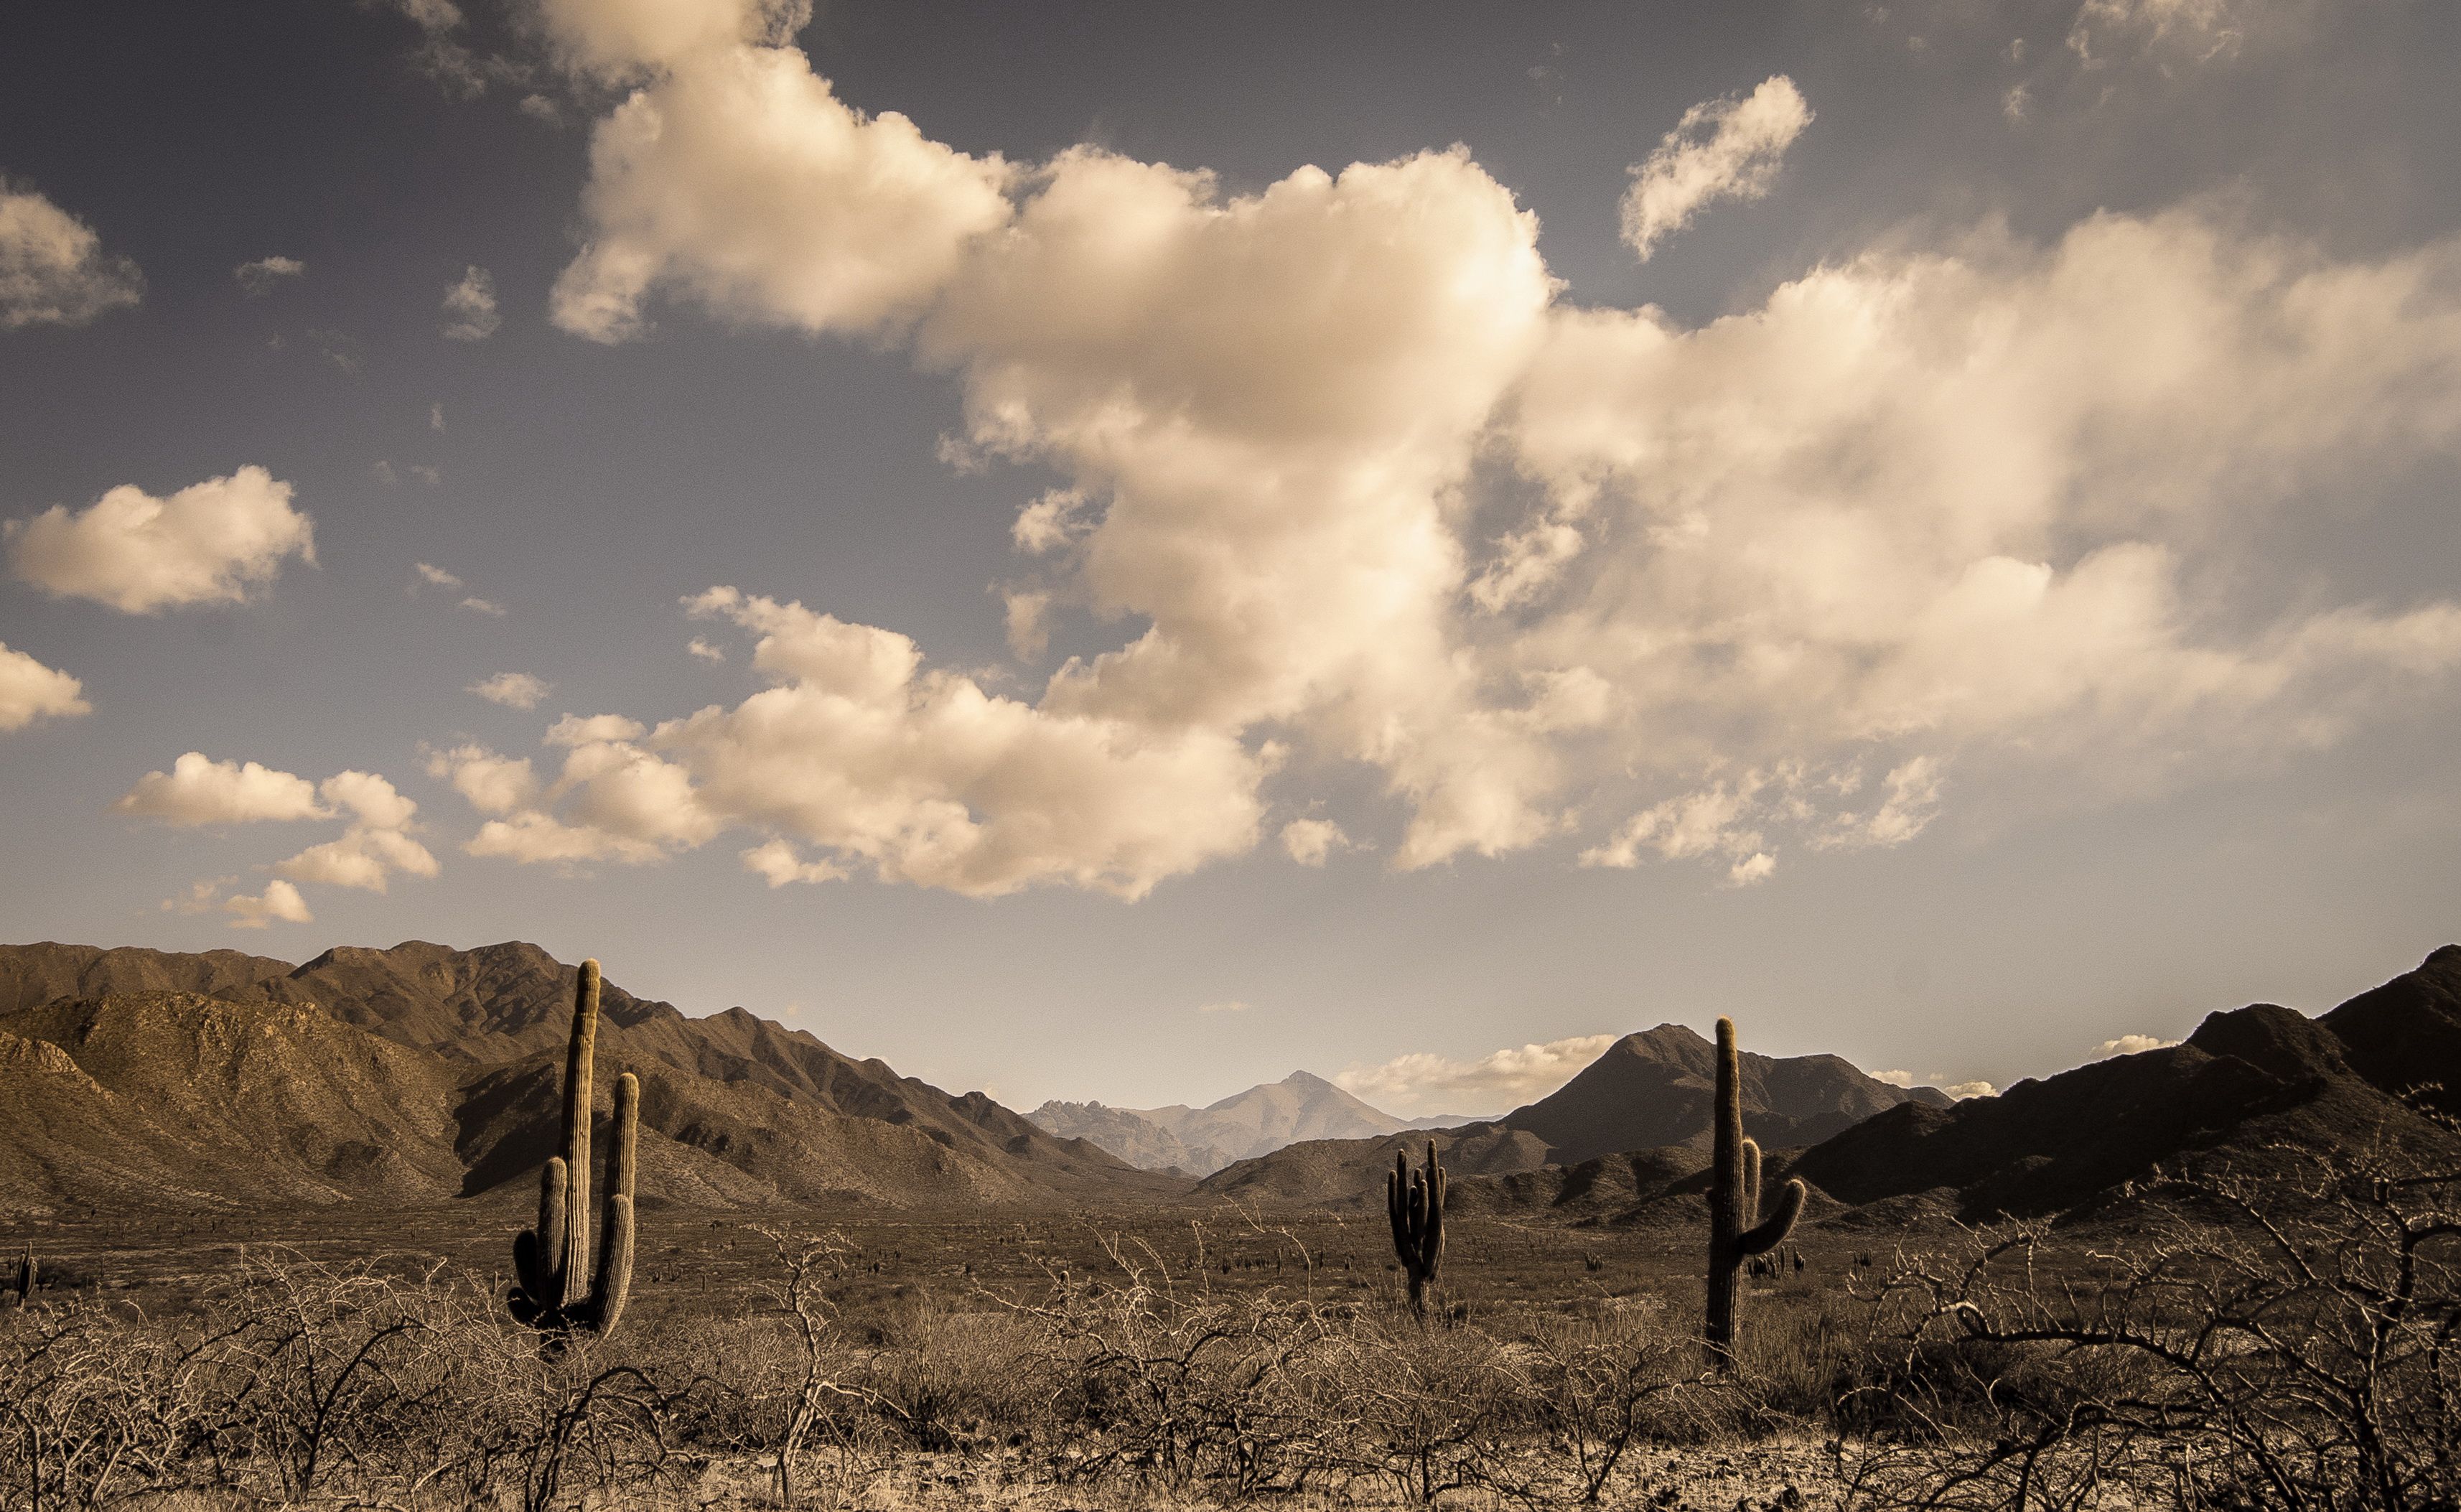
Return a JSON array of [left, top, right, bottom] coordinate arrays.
[[1841, 1144, 2461, 1511]]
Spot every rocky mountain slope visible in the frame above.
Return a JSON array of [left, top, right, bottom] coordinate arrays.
[[1029, 1070, 1419, 1175], [1785, 946, 2461, 1221], [0, 941, 1183, 1217], [1220, 946, 2461, 1227], [1198, 1026, 1944, 1203]]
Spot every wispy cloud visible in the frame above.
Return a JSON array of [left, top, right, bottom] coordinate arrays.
[[1620, 75, 1812, 260], [440, 265, 500, 340], [233, 255, 305, 295], [0, 179, 143, 327], [468, 671, 551, 709]]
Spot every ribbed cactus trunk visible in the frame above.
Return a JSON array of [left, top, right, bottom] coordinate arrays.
[[558, 959, 597, 1301], [508, 958, 640, 1340], [1386, 1139, 1446, 1318], [1705, 1017, 1803, 1367]]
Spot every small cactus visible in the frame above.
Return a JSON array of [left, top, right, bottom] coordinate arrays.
[[1706, 1017, 1803, 1366], [508, 958, 639, 1338], [9, 1243, 31, 1305], [1386, 1139, 1446, 1317]]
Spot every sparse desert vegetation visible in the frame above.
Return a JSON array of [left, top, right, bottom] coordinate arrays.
[[7, 1134, 2458, 1511]]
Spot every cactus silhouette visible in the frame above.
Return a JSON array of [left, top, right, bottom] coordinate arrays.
[[1386, 1139, 1446, 1317], [1705, 1017, 1803, 1366], [9, 1243, 30, 1305], [508, 958, 638, 1338]]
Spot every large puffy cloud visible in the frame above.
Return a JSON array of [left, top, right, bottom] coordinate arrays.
[[116, 753, 328, 825], [6, 466, 315, 613], [515, 12, 2461, 896], [1337, 1033, 1621, 1117], [1620, 75, 1812, 261], [0, 643, 89, 731], [1505, 210, 2461, 875], [437, 588, 1272, 895], [922, 143, 1564, 869], [548, 9, 1012, 342], [0, 181, 143, 329]]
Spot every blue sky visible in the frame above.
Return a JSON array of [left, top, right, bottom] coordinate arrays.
[[3, 0, 2457, 1116]]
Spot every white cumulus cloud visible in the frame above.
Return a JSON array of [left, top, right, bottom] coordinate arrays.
[[121, 759, 435, 895], [222, 879, 314, 929], [740, 836, 846, 885], [1620, 75, 1812, 261], [6, 466, 315, 613], [274, 772, 438, 892], [114, 752, 329, 826], [1, 181, 144, 328], [1337, 1032, 1620, 1117], [0, 643, 90, 731], [546, 6, 1012, 342]]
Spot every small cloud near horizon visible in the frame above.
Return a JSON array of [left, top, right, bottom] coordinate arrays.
[[1338, 1032, 1619, 1116]]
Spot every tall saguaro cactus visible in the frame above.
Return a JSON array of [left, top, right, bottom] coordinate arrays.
[[1706, 1017, 1803, 1366], [508, 958, 639, 1338], [1386, 1139, 1446, 1317]]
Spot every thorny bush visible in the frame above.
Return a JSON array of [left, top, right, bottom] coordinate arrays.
[[1843, 1145, 2461, 1511]]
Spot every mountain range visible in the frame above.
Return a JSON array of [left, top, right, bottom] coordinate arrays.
[[5, 938, 2457, 1230], [0, 941, 1177, 1216], [1192, 1022, 1950, 1204]]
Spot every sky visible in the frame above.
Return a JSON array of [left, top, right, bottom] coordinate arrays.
[[2, 0, 2457, 1119]]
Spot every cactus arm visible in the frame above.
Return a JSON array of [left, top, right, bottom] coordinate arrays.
[[1386, 1150, 1411, 1259], [511, 1154, 567, 1318], [583, 1071, 640, 1334], [1741, 1138, 1762, 1226], [1737, 1177, 1804, 1256], [1424, 1142, 1446, 1282]]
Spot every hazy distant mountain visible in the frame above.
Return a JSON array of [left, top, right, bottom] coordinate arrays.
[[1400, 1113, 1495, 1130], [1029, 1070, 1414, 1175], [1024, 1101, 1220, 1174], [0, 941, 1187, 1216], [1200, 1025, 1945, 1203]]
